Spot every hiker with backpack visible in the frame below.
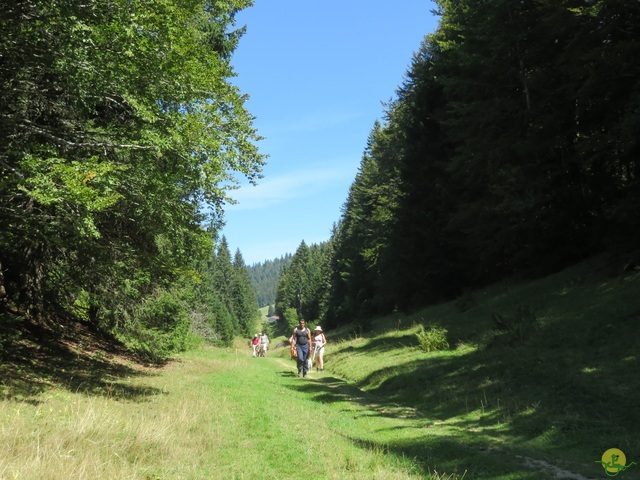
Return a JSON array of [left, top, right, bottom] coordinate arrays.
[[290, 319, 312, 378]]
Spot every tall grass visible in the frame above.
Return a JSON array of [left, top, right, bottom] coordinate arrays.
[[326, 255, 640, 479], [416, 324, 449, 352], [3, 255, 636, 479], [1, 346, 463, 479]]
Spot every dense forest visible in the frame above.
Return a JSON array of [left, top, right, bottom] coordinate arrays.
[[2, 0, 639, 358], [275, 0, 640, 330], [246, 254, 292, 307], [0, 0, 261, 359]]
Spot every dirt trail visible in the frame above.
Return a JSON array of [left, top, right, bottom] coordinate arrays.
[[516, 455, 598, 480]]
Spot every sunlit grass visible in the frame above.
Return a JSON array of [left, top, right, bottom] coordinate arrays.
[[317, 257, 640, 479], [3, 256, 638, 479], [1, 347, 467, 479]]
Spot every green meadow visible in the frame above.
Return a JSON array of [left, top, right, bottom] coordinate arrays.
[[2, 256, 638, 479]]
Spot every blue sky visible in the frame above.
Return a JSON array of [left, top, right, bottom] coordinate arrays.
[[221, 1, 440, 265]]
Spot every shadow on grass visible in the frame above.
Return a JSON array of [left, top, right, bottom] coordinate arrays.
[[327, 271, 640, 456], [294, 375, 422, 419], [343, 434, 546, 480], [346, 346, 637, 455], [343, 332, 420, 354], [279, 329, 638, 478], [0, 316, 164, 404], [281, 374, 547, 479], [276, 265, 640, 478]]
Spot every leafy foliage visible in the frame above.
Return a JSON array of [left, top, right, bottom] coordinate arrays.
[[0, 0, 264, 357], [282, 307, 299, 332], [191, 238, 259, 348], [119, 289, 192, 363], [231, 249, 260, 336]]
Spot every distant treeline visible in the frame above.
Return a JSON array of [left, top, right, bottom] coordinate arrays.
[[247, 254, 292, 308], [275, 0, 640, 329]]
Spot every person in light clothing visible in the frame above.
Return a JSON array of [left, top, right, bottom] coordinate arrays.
[[312, 325, 327, 371], [259, 331, 269, 356]]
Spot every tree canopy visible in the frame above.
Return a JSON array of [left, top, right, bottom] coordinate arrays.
[[279, 0, 640, 328], [0, 0, 263, 356]]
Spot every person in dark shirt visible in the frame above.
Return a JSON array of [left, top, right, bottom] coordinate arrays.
[[290, 319, 312, 378]]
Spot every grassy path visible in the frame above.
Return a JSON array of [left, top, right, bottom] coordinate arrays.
[[0, 347, 426, 479], [5, 259, 634, 479], [1, 344, 598, 479]]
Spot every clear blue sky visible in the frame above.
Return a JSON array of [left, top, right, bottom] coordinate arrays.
[[221, 1, 440, 265]]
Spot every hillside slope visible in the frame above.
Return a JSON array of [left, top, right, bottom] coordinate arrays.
[[2, 254, 638, 478], [314, 255, 640, 478]]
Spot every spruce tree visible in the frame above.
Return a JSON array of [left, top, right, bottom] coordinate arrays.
[[232, 249, 259, 336]]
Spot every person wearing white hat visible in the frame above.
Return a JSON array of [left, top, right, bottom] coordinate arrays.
[[259, 331, 269, 356], [312, 325, 327, 372]]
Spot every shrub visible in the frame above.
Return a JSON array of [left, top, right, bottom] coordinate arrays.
[[118, 289, 191, 362], [416, 324, 449, 352]]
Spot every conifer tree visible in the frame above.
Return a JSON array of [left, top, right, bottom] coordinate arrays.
[[209, 237, 240, 334], [274, 241, 331, 325], [231, 249, 258, 336]]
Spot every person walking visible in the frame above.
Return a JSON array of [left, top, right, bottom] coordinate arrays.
[[312, 325, 327, 371], [251, 334, 260, 357], [290, 319, 312, 378], [259, 331, 269, 357]]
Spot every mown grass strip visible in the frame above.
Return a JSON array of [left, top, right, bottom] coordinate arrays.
[[0, 347, 464, 479]]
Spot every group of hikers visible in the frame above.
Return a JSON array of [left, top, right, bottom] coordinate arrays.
[[290, 319, 326, 378], [250, 331, 269, 357], [248, 319, 327, 378]]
